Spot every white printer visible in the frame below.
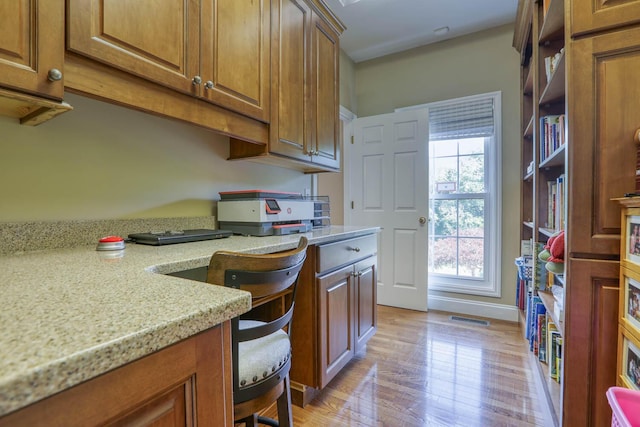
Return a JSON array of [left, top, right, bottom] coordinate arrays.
[[217, 190, 316, 236]]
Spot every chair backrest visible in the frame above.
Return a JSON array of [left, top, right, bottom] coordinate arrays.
[[207, 236, 308, 401]]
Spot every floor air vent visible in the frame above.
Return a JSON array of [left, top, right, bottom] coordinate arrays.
[[449, 315, 490, 327]]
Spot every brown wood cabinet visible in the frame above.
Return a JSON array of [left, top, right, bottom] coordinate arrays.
[[0, 325, 233, 427], [318, 263, 356, 388], [67, 0, 270, 121], [354, 257, 377, 353], [229, 0, 344, 173], [0, 0, 64, 100], [568, 25, 640, 257], [562, 259, 619, 427], [290, 234, 377, 406], [571, 0, 640, 37], [0, 0, 72, 125]]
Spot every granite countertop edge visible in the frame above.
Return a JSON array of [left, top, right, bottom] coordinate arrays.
[[0, 225, 380, 417]]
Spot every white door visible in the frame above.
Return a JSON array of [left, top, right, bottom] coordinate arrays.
[[347, 109, 429, 311]]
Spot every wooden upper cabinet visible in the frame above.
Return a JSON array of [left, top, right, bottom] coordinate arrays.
[[67, 0, 200, 95], [571, 0, 640, 37], [67, 0, 270, 121], [310, 12, 340, 170], [0, 0, 64, 100], [269, 0, 312, 161], [567, 27, 640, 257], [200, 0, 270, 121]]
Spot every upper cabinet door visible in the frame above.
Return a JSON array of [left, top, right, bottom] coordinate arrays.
[[67, 0, 200, 96], [0, 0, 64, 100], [567, 27, 640, 257], [571, 0, 640, 37], [269, 0, 312, 161], [200, 0, 270, 122], [310, 12, 340, 170]]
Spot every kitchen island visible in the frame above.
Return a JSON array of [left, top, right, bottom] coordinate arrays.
[[0, 225, 378, 425]]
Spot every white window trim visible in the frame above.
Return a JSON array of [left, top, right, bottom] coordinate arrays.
[[396, 91, 503, 297]]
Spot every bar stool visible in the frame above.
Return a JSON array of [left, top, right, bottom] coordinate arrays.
[[207, 237, 308, 427]]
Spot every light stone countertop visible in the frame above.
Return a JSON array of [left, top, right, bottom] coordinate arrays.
[[0, 225, 379, 417]]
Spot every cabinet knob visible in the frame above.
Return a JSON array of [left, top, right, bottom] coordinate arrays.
[[204, 81, 214, 89], [47, 68, 62, 82], [634, 128, 640, 143], [192, 76, 202, 85]]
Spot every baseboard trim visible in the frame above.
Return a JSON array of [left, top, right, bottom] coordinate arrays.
[[428, 295, 519, 322]]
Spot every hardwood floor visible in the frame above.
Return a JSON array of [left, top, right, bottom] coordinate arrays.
[[265, 305, 551, 426]]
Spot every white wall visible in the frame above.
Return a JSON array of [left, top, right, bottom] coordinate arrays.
[[0, 93, 313, 221]]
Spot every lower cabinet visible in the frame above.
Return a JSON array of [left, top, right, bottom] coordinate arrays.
[[0, 324, 233, 427], [290, 234, 378, 406]]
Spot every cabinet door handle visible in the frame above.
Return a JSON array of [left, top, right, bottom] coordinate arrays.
[[192, 76, 202, 85], [47, 68, 62, 82], [205, 81, 214, 89], [348, 247, 360, 252]]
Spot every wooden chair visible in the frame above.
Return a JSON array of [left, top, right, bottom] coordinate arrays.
[[207, 237, 308, 427]]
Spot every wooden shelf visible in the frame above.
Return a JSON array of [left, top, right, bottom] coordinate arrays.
[[539, 227, 559, 238], [539, 0, 565, 43], [524, 65, 534, 94], [538, 290, 564, 336], [524, 115, 534, 138], [531, 351, 561, 426], [539, 51, 565, 105], [540, 144, 565, 168]]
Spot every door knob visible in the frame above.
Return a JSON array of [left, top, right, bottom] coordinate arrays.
[[419, 216, 427, 225]]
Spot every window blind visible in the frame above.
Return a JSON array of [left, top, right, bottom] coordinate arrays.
[[429, 97, 494, 140]]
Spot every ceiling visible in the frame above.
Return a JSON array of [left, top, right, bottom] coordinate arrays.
[[323, 0, 519, 63]]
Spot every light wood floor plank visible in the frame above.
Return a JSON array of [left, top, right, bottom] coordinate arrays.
[[260, 305, 549, 426]]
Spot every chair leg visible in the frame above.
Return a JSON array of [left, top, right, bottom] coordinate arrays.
[[276, 375, 293, 427], [237, 413, 259, 427]]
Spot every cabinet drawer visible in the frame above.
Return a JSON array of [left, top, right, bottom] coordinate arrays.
[[316, 234, 377, 273]]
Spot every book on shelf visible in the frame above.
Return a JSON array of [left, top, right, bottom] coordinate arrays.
[[555, 337, 563, 383], [528, 296, 547, 354], [539, 115, 566, 163], [545, 174, 565, 231], [532, 243, 548, 291], [538, 312, 547, 362], [544, 50, 564, 83], [548, 322, 560, 380]]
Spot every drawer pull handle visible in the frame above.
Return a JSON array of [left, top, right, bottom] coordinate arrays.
[[348, 247, 360, 252]]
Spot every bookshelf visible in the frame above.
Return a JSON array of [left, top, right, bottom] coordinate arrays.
[[514, 0, 565, 425], [515, 0, 640, 425]]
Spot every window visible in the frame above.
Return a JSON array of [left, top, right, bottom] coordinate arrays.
[[398, 92, 502, 297], [428, 93, 501, 296]]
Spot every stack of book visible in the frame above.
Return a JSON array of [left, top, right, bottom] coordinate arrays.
[[539, 114, 566, 163], [546, 174, 565, 230]]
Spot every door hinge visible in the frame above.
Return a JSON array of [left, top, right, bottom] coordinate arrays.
[[350, 135, 354, 144], [351, 201, 354, 209]]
